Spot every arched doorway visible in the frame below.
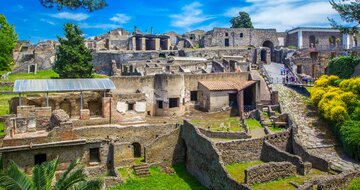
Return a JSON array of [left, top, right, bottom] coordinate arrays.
[[262, 40, 274, 62], [132, 142, 141, 158], [260, 49, 267, 62], [309, 36, 316, 47]]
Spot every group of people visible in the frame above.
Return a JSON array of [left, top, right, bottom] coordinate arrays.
[[280, 66, 297, 84]]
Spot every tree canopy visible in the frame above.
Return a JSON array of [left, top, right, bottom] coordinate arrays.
[[230, 12, 254, 28], [329, 0, 360, 34], [54, 23, 94, 78], [0, 14, 18, 71], [39, 0, 107, 12]]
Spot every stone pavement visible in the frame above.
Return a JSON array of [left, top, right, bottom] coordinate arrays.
[[263, 62, 285, 84], [273, 84, 359, 171]]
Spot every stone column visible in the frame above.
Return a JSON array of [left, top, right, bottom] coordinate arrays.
[[141, 37, 146, 51], [342, 33, 350, 49], [297, 31, 303, 49], [131, 37, 136, 50], [155, 38, 160, 50], [166, 39, 171, 50], [102, 97, 111, 118]]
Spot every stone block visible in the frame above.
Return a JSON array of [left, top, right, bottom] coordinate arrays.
[[102, 97, 111, 118], [80, 109, 90, 120], [17, 106, 35, 118], [50, 109, 70, 128]]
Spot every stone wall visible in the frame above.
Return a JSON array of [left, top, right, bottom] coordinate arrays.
[[215, 138, 264, 164], [144, 127, 185, 166], [198, 128, 250, 139], [244, 162, 297, 185], [261, 141, 311, 175], [182, 121, 251, 190], [317, 171, 360, 190], [264, 129, 292, 152]]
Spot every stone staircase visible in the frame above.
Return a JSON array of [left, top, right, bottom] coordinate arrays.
[[133, 163, 150, 177]]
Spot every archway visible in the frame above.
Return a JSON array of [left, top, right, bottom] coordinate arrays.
[[309, 36, 316, 47], [132, 142, 141, 158], [263, 40, 274, 62], [260, 49, 267, 62]]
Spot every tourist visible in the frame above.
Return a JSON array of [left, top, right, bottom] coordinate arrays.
[[285, 67, 289, 75]]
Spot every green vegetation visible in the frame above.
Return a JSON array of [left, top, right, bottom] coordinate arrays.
[[268, 126, 283, 132], [329, 0, 359, 34], [0, 14, 18, 71], [225, 160, 264, 183], [189, 113, 243, 132], [348, 177, 360, 190], [55, 23, 94, 78], [244, 119, 262, 130], [310, 75, 360, 159], [0, 158, 102, 190], [327, 56, 359, 79], [3, 70, 59, 82], [111, 164, 206, 190], [40, 0, 107, 12], [134, 157, 145, 165], [287, 45, 297, 49], [252, 169, 327, 190], [230, 12, 254, 28], [0, 123, 4, 136]]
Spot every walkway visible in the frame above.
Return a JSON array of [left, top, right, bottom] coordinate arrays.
[[273, 84, 359, 171]]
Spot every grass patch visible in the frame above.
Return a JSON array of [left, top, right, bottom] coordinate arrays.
[[268, 126, 284, 132], [134, 157, 145, 165], [252, 169, 328, 190], [225, 160, 264, 183], [189, 115, 243, 132], [348, 177, 360, 190], [111, 164, 206, 190], [0, 122, 4, 136], [244, 119, 262, 130]]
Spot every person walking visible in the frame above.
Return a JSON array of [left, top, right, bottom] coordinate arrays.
[[285, 67, 289, 75]]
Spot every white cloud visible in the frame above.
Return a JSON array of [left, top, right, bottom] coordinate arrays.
[[40, 18, 55, 26], [225, 0, 338, 31], [50, 12, 89, 21], [78, 23, 121, 29], [170, 2, 214, 29], [110, 13, 131, 24]]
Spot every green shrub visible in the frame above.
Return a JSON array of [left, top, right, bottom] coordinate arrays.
[[348, 177, 360, 190], [327, 56, 359, 79], [340, 120, 360, 160]]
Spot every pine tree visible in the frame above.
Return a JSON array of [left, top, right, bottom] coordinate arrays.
[[230, 12, 254, 28], [54, 23, 94, 78], [0, 14, 18, 71], [40, 0, 107, 12], [329, 0, 360, 34]]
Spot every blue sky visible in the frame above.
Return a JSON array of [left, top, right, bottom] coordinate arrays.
[[0, 0, 341, 43]]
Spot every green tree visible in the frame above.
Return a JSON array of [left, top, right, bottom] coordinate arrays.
[[40, 0, 107, 12], [327, 56, 360, 79], [54, 23, 94, 78], [0, 158, 102, 190], [0, 14, 18, 71], [230, 12, 254, 28], [328, 0, 360, 34]]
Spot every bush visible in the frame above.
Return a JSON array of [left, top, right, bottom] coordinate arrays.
[[327, 56, 359, 79], [340, 120, 360, 160]]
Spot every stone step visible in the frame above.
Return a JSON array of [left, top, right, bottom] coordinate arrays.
[[133, 164, 148, 170], [133, 163, 150, 177]]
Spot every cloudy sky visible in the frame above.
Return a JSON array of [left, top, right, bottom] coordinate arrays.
[[0, 0, 342, 43]]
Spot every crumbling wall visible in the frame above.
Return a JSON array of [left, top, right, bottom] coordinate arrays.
[[215, 138, 263, 164], [198, 128, 250, 139], [244, 162, 297, 185], [260, 141, 311, 175], [182, 121, 250, 190], [317, 171, 360, 190], [144, 127, 185, 166]]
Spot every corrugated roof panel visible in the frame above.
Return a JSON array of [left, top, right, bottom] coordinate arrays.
[[13, 78, 116, 93]]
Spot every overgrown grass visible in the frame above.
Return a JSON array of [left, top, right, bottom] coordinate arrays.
[[0, 122, 4, 136], [348, 177, 360, 190], [111, 164, 206, 190], [225, 160, 264, 183], [189, 116, 243, 132], [134, 157, 145, 165], [244, 119, 262, 130], [252, 169, 328, 190], [268, 126, 284, 132]]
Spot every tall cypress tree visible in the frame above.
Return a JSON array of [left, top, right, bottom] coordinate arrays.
[[0, 14, 18, 71], [54, 23, 94, 78]]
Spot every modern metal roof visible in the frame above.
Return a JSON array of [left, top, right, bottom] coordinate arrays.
[[13, 78, 116, 93]]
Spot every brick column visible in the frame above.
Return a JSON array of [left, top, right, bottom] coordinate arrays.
[[155, 38, 160, 50], [238, 90, 244, 119], [131, 37, 136, 50], [141, 37, 146, 51]]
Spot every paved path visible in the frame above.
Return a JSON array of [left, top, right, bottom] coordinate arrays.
[[273, 84, 359, 171], [263, 62, 285, 84]]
